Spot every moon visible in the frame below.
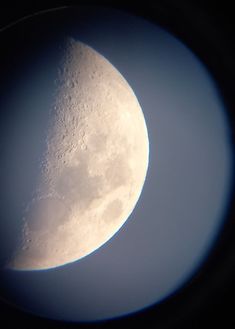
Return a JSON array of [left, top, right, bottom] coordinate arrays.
[[8, 38, 149, 270]]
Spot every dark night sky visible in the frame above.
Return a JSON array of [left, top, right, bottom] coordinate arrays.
[[0, 2, 235, 329]]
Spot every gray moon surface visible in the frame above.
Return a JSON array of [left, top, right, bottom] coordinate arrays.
[[0, 5, 233, 323], [8, 38, 149, 270]]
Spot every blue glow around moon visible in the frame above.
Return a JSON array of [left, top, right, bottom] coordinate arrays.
[[0, 5, 233, 323]]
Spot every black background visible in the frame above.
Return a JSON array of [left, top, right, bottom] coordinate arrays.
[[0, 1, 235, 328]]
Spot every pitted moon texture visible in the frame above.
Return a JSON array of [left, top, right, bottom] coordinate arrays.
[[9, 38, 149, 270]]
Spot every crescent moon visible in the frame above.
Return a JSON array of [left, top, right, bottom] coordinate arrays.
[[9, 38, 149, 270]]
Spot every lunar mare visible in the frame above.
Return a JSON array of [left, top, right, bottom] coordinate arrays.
[[9, 38, 149, 270]]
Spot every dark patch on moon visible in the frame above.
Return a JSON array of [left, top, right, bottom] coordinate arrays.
[[22, 240, 47, 260], [24, 197, 69, 233], [88, 133, 107, 152], [56, 154, 104, 209], [102, 199, 123, 223], [105, 154, 132, 189]]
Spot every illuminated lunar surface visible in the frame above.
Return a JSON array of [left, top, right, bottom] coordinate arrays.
[[9, 39, 149, 270]]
